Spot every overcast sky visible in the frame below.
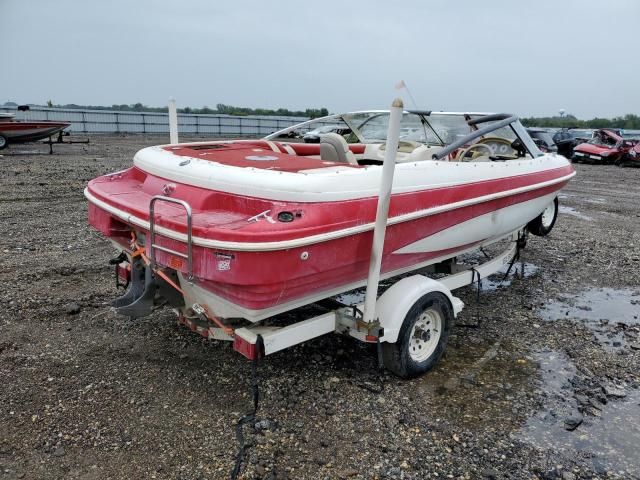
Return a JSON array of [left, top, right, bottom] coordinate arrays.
[[1, 0, 638, 118]]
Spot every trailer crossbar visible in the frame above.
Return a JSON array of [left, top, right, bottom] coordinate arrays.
[[235, 312, 337, 356]]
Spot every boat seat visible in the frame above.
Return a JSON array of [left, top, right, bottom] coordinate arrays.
[[397, 145, 444, 163], [319, 133, 358, 165]]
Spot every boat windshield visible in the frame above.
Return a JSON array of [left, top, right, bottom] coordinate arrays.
[[467, 115, 518, 141], [343, 112, 442, 144], [344, 112, 520, 147], [265, 110, 541, 158]]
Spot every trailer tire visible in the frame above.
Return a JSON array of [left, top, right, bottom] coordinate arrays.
[[528, 196, 558, 237], [382, 292, 453, 378], [0, 134, 7, 150]]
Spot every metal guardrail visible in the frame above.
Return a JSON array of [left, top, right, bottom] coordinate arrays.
[[0, 106, 309, 136]]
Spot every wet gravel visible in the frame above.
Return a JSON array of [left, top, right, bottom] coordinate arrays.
[[1, 136, 639, 479]]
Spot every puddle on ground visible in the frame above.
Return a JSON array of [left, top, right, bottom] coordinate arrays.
[[559, 193, 606, 205], [334, 259, 539, 303], [519, 350, 640, 477], [457, 249, 540, 292], [538, 288, 640, 350], [559, 205, 592, 221], [559, 192, 606, 206], [412, 340, 538, 429], [483, 261, 539, 291]]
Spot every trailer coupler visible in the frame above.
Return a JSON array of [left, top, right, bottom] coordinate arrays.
[[111, 257, 157, 318]]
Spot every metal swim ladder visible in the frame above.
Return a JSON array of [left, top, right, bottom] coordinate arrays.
[[148, 195, 194, 280]]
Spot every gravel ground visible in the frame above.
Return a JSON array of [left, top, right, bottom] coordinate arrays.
[[1, 136, 639, 480]]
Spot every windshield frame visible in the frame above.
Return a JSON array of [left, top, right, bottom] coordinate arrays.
[[265, 110, 542, 158]]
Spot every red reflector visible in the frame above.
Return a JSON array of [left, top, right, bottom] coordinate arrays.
[[168, 256, 183, 270], [365, 334, 379, 343], [233, 336, 261, 360]]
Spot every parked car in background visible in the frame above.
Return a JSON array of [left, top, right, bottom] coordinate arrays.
[[551, 129, 575, 157], [569, 129, 594, 143], [552, 128, 592, 157], [523, 127, 592, 158], [572, 128, 637, 164], [527, 128, 558, 153]]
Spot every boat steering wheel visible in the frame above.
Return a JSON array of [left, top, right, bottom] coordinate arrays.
[[455, 142, 494, 161]]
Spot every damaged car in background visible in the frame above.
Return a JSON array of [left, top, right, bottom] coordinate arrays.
[[571, 128, 639, 164], [618, 140, 640, 167]]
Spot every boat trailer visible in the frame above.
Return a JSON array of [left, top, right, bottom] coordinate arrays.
[[179, 232, 521, 355], [42, 130, 90, 154]]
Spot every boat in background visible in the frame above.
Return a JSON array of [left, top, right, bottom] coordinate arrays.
[[0, 112, 71, 149]]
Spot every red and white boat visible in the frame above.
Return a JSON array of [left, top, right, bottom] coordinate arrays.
[[86, 104, 575, 377], [0, 112, 71, 149]]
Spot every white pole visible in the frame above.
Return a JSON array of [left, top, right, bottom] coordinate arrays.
[[168, 97, 179, 144], [362, 98, 403, 325]]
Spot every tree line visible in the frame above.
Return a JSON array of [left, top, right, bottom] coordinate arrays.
[[36, 101, 329, 119], [521, 114, 640, 130], [6, 101, 639, 128]]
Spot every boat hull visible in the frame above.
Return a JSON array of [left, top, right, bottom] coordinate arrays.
[[0, 121, 71, 143], [181, 187, 560, 316], [87, 162, 571, 318]]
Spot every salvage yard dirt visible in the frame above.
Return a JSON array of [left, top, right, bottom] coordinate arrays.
[[1, 136, 639, 479]]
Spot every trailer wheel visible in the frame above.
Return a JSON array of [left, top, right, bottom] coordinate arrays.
[[382, 292, 453, 378], [528, 197, 558, 237], [0, 134, 7, 150]]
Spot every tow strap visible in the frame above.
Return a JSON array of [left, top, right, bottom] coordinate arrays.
[[231, 335, 264, 480]]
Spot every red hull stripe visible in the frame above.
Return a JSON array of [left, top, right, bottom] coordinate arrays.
[[0, 121, 70, 130]]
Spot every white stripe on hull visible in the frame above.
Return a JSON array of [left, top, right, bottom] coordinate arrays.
[[177, 229, 523, 322], [395, 192, 556, 254]]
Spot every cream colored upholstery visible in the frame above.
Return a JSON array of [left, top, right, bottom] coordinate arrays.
[[399, 145, 444, 163], [319, 133, 358, 165]]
